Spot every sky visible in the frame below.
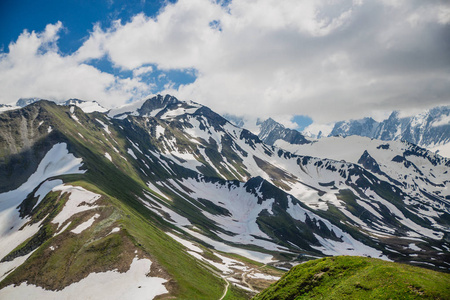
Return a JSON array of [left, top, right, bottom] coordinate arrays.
[[0, 0, 449, 131]]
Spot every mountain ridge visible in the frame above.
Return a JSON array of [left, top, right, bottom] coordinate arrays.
[[0, 95, 449, 299], [329, 106, 450, 156]]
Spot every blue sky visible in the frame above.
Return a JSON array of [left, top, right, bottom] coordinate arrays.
[[1, 0, 168, 52], [0, 0, 196, 93], [1, 0, 449, 133]]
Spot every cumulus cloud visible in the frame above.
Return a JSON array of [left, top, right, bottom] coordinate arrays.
[[0, 22, 150, 106], [85, 0, 449, 122], [1, 0, 449, 124]]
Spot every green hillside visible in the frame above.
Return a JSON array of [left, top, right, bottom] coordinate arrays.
[[253, 256, 450, 300]]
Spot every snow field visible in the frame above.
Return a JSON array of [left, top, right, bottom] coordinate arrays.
[[71, 213, 100, 234], [0, 143, 85, 260], [96, 119, 111, 134], [0, 257, 168, 300], [51, 185, 100, 229]]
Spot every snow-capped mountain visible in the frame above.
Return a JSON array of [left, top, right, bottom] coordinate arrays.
[[257, 118, 310, 146], [329, 117, 379, 138], [224, 116, 311, 146], [329, 106, 450, 156], [1, 98, 108, 114], [16, 97, 43, 107], [0, 104, 16, 113], [0, 95, 449, 299], [63, 99, 108, 113]]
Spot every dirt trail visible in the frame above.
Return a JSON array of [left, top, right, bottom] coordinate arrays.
[[218, 279, 230, 300]]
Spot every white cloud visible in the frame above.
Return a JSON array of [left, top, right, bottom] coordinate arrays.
[[272, 115, 299, 129], [302, 122, 334, 138], [1, 0, 449, 124], [0, 22, 150, 107], [73, 23, 107, 63], [88, 0, 446, 123], [133, 65, 153, 77], [93, 0, 224, 70]]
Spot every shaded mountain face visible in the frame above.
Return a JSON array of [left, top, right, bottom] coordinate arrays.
[[330, 117, 379, 138], [257, 118, 310, 146], [329, 106, 450, 153], [0, 95, 449, 299], [16, 98, 43, 107]]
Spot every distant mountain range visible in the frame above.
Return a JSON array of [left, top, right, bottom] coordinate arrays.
[[328, 106, 450, 156], [0, 95, 449, 299], [226, 105, 450, 157]]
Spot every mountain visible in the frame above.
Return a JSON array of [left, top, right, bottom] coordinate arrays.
[[257, 118, 310, 146], [16, 97, 43, 107], [0, 95, 449, 299], [0, 104, 16, 113], [1, 98, 108, 115], [329, 117, 379, 138], [63, 99, 108, 113], [329, 106, 450, 156], [223, 116, 311, 146], [253, 256, 450, 299]]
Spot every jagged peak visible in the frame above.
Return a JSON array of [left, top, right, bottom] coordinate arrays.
[[258, 118, 310, 146], [16, 97, 46, 107]]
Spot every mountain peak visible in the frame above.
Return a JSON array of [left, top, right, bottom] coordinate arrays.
[[326, 105, 450, 156], [258, 118, 310, 146], [16, 97, 46, 107], [63, 99, 108, 113], [330, 118, 379, 138], [137, 94, 181, 116], [387, 110, 400, 120]]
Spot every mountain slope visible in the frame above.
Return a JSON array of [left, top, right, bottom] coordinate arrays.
[[0, 101, 232, 299], [0, 96, 449, 299], [101, 96, 449, 267], [253, 256, 450, 300]]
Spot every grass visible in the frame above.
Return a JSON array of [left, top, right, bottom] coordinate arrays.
[[0, 102, 229, 298], [106, 188, 226, 300], [224, 283, 253, 300], [253, 256, 450, 300]]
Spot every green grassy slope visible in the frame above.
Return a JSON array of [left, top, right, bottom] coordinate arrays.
[[253, 256, 450, 300], [0, 102, 227, 299]]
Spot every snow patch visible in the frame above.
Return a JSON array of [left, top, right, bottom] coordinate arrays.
[[408, 243, 422, 251], [183, 228, 274, 263], [0, 257, 168, 300], [156, 125, 165, 137], [96, 119, 111, 134], [33, 179, 63, 210], [51, 185, 100, 229], [247, 273, 281, 280], [104, 152, 112, 162], [71, 101, 108, 113], [110, 227, 120, 234], [71, 213, 100, 234], [127, 148, 138, 160], [431, 114, 450, 127], [0, 143, 84, 259], [312, 234, 389, 260], [166, 232, 203, 253], [0, 251, 35, 282], [178, 178, 283, 251]]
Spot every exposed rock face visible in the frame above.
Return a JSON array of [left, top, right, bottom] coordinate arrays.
[[258, 118, 310, 146]]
